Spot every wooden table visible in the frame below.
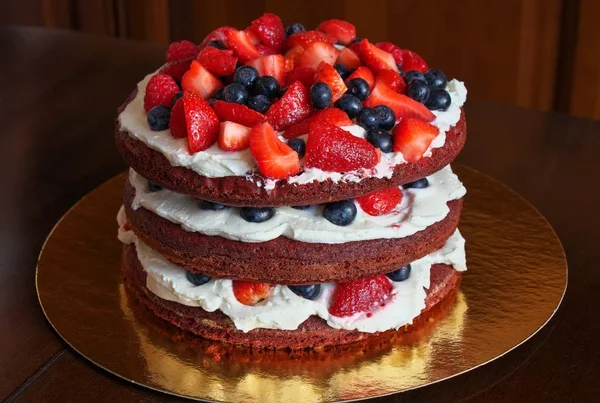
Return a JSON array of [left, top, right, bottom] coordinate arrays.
[[1, 26, 597, 402]]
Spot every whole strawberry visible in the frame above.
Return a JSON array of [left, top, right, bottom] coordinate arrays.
[[329, 275, 393, 317]]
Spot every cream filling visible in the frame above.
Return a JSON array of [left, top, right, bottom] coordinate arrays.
[[118, 207, 466, 333]]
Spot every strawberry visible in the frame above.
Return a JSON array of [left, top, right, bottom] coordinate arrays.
[[364, 81, 434, 121], [375, 42, 403, 65], [225, 28, 260, 63], [283, 108, 352, 139], [392, 118, 438, 163], [212, 101, 267, 127], [329, 275, 392, 317], [375, 69, 406, 92], [251, 13, 286, 53], [401, 49, 428, 72], [196, 46, 237, 76], [199, 26, 234, 49], [348, 41, 361, 54], [284, 46, 304, 71], [247, 54, 286, 85], [244, 26, 261, 45], [169, 98, 186, 138], [250, 122, 300, 179], [346, 66, 375, 90], [285, 30, 335, 50], [358, 39, 399, 74], [256, 44, 276, 56], [316, 19, 356, 45], [336, 47, 362, 69], [166, 40, 199, 62], [218, 121, 252, 151], [299, 41, 339, 70], [305, 121, 379, 172], [183, 92, 219, 153], [143, 74, 180, 112], [356, 187, 403, 216], [266, 81, 314, 131], [314, 61, 347, 103], [232, 280, 274, 306], [158, 58, 193, 81], [181, 60, 223, 100], [285, 67, 316, 88]]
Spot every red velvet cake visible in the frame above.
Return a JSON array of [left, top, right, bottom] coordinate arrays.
[[115, 13, 468, 350]]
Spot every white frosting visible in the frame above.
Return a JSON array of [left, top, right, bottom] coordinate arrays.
[[118, 207, 466, 333], [118, 73, 467, 189], [129, 165, 466, 244]]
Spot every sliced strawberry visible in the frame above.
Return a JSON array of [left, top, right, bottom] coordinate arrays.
[[316, 19, 356, 45], [199, 26, 234, 49], [314, 61, 347, 103], [375, 42, 404, 65], [345, 66, 375, 90], [183, 92, 219, 153], [247, 54, 285, 85], [266, 81, 314, 131], [336, 47, 362, 69], [392, 118, 438, 163], [348, 41, 361, 54], [232, 280, 274, 306], [358, 39, 399, 74], [283, 108, 352, 139], [244, 26, 261, 45], [196, 46, 238, 76], [284, 46, 304, 71], [212, 100, 267, 127], [143, 74, 180, 112], [299, 42, 339, 70], [376, 69, 406, 92], [256, 44, 276, 56], [285, 67, 316, 88], [286, 30, 335, 50], [364, 81, 434, 121], [158, 58, 193, 81], [250, 122, 300, 179], [251, 13, 286, 53], [169, 98, 186, 138], [401, 49, 428, 72], [306, 121, 379, 172], [218, 121, 251, 151], [181, 60, 223, 100], [357, 188, 403, 216], [166, 40, 199, 62], [329, 275, 392, 317], [225, 28, 260, 63]]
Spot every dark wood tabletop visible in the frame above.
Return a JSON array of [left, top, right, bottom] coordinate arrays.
[[1, 25, 598, 403]]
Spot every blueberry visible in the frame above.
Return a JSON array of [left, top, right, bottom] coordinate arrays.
[[396, 64, 405, 77], [358, 107, 380, 130], [148, 181, 163, 192], [310, 82, 332, 109], [171, 91, 183, 107], [212, 87, 224, 101], [334, 63, 351, 80], [223, 83, 249, 104], [323, 200, 357, 226], [374, 105, 396, 130], [147, 105, 171, 131], [346, 78, 370, 101], [253, 76, 280, 99], [288, 284, 321, 300], [386, 265, 411, 282], [407, 80, 430, 104], [207, 40, 227, 50], [199, 200, 227, 210], [335, 94, 363, 118], [285, 23, 306, 37], [404, 178, 429, 189], [424, 68, 447, 90], [287, 138, 306, 158], [234, 66, 259, 90], [240, 207, 275, 223], [186, 271, 211, 286], [404, 70, 426, 84], [425, 89, 451, 111], [292, 205, 311, 210], [366, 129, 393, 153], [248, 94, 271, 114]]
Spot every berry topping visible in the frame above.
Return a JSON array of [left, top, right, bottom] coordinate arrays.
[[317, 19, 356, 45], [218, 121, 252, 151], [186, 271, 211, 286], [345, 66, 375, 90], [306, 121, 379, 172], [285, 23, 306, 37], [424, 68, 448, 90], [375, 42, 404, 65], [212, 100, 267, 127], [183, 92, 220, 153], [425, 89, 451, 111], [251, 13, 286, 53], [314, 61, 347, 103], [299, 41, 339, 70], [171, 91, 183, 107], [196, 46, 238, 76], [143, 74, 180, 112], [364, 80, 435, 121], [286, 30, 335, 50], [288, 284, 321, 300], [329, 275, 392, 317], [358, 39, 399, 74], [232, 281, 274, 305], [283, 107, 352, 139], [336, 47, 362, 69], [323, 200, 357, 226], [244, 26, 262, 45], [158, 59, 194, 81], [286, 138, 306, 158], [310, 82, 333, 109], [373, 105, 396, 130], [284, 46, 305, 71], [181, 60, 223, 100], [166, 40, 199, 62], [250, 121, 301, 179], [266, 81, 313, 131], [253, 76, 281, 99], [401, 49, 428, 72], [404, 70, 426, 84], [366, 128, 393, 153], [346, 78, 370, 101], [207, 40, 227, 50], [404, 178, 429, 189], [375, 69, 406, 92], [240, 207, 276, 223], [247, 94, 271, 114], [224, 28, 260, 63], [335, 94, 363, 118], [356, 187, 402, 216], [386, 265, 411, 282], [247, 54, 286, 85], [357, 107, 380, 130], [199, 200, 227, 210], [334, 65, 352, 82], [168, 98, 186, 138], [406, 79, 430, 104], [392, 118, 438, 163], [222, 83, 248, 104], [256, 44, 277, 56], [234, 65, 260, 89], [286, 67, 316, 88], [211, 87, 224, 101], [147, 105, 171, 131], [148, 181, 163, 192], [199, 26, 234, 49]]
